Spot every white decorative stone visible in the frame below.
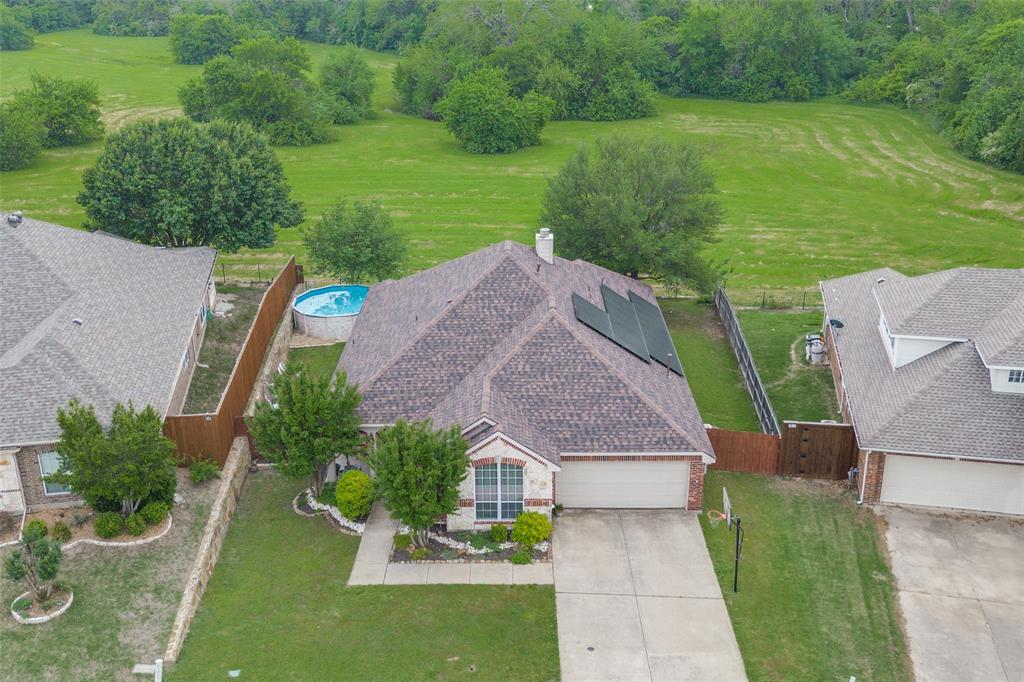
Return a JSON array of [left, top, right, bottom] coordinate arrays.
[[304, 490, 365, 534]]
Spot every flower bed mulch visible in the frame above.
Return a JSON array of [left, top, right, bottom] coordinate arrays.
[[12, 586, 72, 621], [390, 533, 551, 564]]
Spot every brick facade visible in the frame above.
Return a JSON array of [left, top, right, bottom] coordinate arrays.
[[16, 444, 84, 511], [857, 449, 886, 504]]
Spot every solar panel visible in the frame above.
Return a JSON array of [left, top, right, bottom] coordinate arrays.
[[601, 286, 650, 362], [572, 293, 613, 338], [630, 291, 683, 375]]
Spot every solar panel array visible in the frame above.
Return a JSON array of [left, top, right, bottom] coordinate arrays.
[[571, 286, 684, 375]]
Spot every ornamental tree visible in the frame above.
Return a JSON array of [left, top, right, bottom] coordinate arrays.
[[303, 200, 406, 283], [366, 420, 468, 546], [247, 365, 362, 496], [2, 523, 62, 601], [539, 135, 724, 293], [78, 117, 302, 251], [52, 400, 177, 518]]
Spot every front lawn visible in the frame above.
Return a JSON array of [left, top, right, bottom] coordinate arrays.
[[169, 472, 559, 681], [736, 310, 840, 423], [700, 470, 910, 682]]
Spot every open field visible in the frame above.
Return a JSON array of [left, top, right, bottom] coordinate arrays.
[[168, 472, 559, 681], [1, 30, 1021, 302], [701, 471, 910, 682]]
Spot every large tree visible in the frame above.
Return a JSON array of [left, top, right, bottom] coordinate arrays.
[[77, 117, 302, 251], [304, 200, 406, 283], [169, 12, 245, 65], [366, 420, 468, 546], [0, 7, 34, 50], [539, 135, 724, 293], [24, 73, 104, 147], [319, 46, 375, 123], [0, 99, 44, 170], [247, 365, 362, 496], [51, 400, 177, 518]]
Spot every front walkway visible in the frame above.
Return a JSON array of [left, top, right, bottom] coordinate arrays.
[[554, 509, 746, 682], [347, 502, 553, 586]]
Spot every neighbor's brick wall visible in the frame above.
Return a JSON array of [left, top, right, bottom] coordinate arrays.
[[857, 449, 886, 504], [449, 438, 555, 531], [824, 323, 846, 410], [17, 444, 84, 511]]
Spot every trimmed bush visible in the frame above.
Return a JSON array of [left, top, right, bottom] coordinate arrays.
[[25, 519, 47, 538], [125, 513, 145, 536], [490, 524, 508, 543], [336, 469, 373, 520], [94, 512, 123, 539], [189, 457, 220, 484], [140, 501, 169, 526], [511, 511, 552, 548], [394, 533, 412, 550], [51, 522, 72, 543], [510, 548, 532, 565], [410, 547, 430, 560]]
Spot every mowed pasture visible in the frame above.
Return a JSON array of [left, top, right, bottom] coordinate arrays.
[[1, 29, 1021, 301]]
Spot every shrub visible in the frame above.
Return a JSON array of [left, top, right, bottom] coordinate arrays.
[[510, 549, 532, 565], [410, 547, 430, 561], [489, 524, 508, 543], [51, 522, 71, 543], [316, 480, 337, 507], [25, 519, 47, 538], [0, 8, 34, 51], [93, 511, 123, 539], [12, 597, 31, 613], [71, 512, 91, 527], [468, 532, 499, 552], [140, 501, 169, 526], [189, 457, 220, 484], [336, 470, 373, 520], [394, 533, 412, 550], [511, 511, 552, 548], [125, 513, 145, 536], [0, 99, 45, 171]]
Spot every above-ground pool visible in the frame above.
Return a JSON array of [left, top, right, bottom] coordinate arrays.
[[292, 285, 368, 340]]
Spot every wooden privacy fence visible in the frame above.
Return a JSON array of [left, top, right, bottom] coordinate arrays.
[[714, 288, 781, 436], [708, 421, 857, 480], [163, 258, 299, 465]]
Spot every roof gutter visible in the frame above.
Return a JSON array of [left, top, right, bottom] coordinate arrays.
[[857, 450, 871, 505], [856, 445, 1022, 466]]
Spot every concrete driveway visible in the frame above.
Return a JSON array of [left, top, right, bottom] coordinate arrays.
[[880, 506, 1024, 682], [553, 510, 746, 682]]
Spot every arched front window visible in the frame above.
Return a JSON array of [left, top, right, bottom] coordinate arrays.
[[475, 462, 523, 521]]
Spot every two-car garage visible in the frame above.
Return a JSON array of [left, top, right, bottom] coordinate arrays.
[[880, 454, 1024, 516], [555, 459, 692, 509]]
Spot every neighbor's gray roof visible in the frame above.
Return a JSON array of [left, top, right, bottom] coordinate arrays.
[[0, 215, 216, 446], [337, 241, 713, 464], [821, 268, 1024, 461]]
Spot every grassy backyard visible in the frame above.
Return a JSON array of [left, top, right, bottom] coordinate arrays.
[[169, 472, 559, 681], [701, 470, 910, 682], [2, 30, 1021, 302], [289, 342, 345, 381], [737, 309, 840, 423]]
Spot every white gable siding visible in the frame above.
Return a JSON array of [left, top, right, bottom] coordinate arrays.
[[989, 367, 1024, 394]]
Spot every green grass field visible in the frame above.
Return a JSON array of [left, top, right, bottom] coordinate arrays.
[[2, 29, 1021, 302], [701, 471, 910, 681]]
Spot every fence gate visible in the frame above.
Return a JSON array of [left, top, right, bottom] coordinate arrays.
[[779, 421, 857, 479]]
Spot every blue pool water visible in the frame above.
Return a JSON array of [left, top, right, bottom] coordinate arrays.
[[293, 285, 368, 317]]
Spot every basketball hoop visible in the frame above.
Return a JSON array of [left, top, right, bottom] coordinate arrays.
[[706, 509, 727, 528]]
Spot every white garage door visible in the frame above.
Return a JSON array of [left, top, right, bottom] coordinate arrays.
[[557, 460, 690, 509], [881, 455, 1024, 515]]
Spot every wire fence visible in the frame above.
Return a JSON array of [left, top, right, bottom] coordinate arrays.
[[714, 287, 781, 436], [214, 262, 294, 286], [724, 288, 824, 310]]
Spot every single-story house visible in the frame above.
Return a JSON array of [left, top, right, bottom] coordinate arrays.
[[0, 214, 217, 515], [821, 267, 1023, 515], [336, 231, 714, 530]]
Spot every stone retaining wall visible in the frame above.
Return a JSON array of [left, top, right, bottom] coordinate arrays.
[[164, 436, 251, 664]]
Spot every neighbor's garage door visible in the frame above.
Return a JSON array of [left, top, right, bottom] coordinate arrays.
[[557, 460, 690, 509], [881, 455, 1024, 515]]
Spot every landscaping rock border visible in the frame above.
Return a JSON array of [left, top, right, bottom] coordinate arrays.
[[62, 514, 173, 551], [10, 589, 74, 625], [292, 490, 364, 535]]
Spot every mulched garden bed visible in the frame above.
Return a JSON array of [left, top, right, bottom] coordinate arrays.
[[390, 530, 551, 564], [11, 586, 72, 621]]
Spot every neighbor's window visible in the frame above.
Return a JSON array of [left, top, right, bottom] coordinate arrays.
[[199, 304, 206, 326], [183, 349, 190, 369], [1010, 369, 1024, 383], [475, 463, 524, 521], [37, 451, 70, 495]]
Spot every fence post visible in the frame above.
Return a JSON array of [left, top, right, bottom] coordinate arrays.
[[801, 291, 807, 309], [220, 263, 226, 285], [761, 292, 766, 309]]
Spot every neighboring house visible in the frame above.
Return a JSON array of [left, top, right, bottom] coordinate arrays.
[[821, 267, 1024, 516], [0, 214, 217, 515], [337, 231, 714, 530]]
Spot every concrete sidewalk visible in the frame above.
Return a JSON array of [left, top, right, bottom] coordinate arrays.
[[347, 502, 553, 586]]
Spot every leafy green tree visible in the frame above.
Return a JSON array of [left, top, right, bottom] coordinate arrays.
[[247, 365, 362, 496], [366, 420, 468, 546], [169, 12, 245, 65], [436, 67, 553, 153], [24, 73, 103, 147], [78, 117, 302, 251], [5, 0, 94, 34], [540, 135, 723, 293], [319, 46, 375, 123], [393, 43, 475, 120], [179, 37, 334, 145], [92, 0, 173, 37], [0, 7, 34, 50], [304, 200, 406, 282], [2, 523, 62, 601], [51, 400, 177, 518], [0, 99, 44, 170]]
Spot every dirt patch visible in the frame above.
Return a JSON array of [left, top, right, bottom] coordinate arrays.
[[101, 106, 183, 131], [771, 475, 853, 501]]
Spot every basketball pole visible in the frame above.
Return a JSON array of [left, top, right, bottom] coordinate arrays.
[[733, 516, 742, 593]]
